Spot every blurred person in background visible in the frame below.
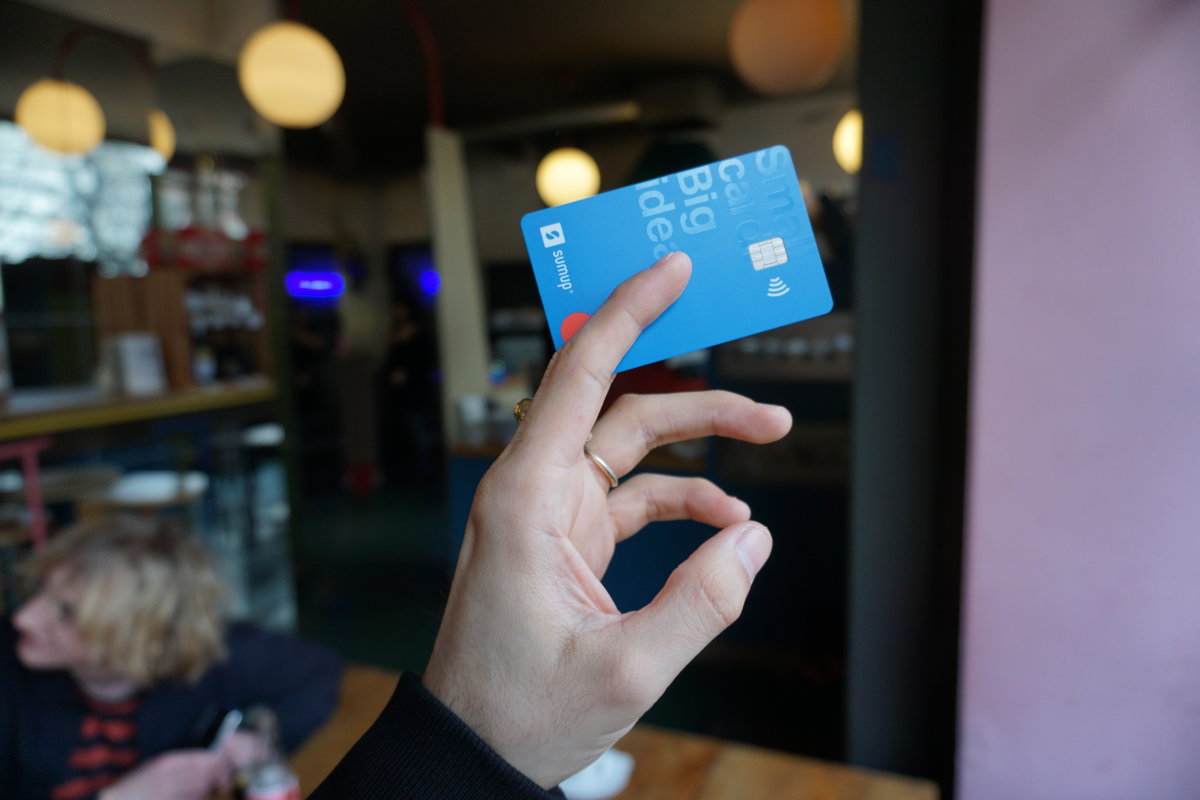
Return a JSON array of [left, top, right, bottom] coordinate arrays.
[[0, 516, 342, 800], [336, 262, 389, 496], [379, 295, 439, 487]]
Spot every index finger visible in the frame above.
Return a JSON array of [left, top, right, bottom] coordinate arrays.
[[520, 251, 692, 463]]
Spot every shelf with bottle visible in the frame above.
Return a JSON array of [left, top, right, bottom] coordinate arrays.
[[91, 265, 272, 395], [141, 166, 269, 274], [83, 162, 276, 397]]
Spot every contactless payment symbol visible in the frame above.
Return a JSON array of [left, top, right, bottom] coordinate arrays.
[[540, 223, 565, 248], [748, 237, 788, 270], [767, 276, 791, 297]]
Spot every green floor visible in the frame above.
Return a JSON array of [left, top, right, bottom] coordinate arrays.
[[293, 487, 451, 673], [292, 485, 844, 760]]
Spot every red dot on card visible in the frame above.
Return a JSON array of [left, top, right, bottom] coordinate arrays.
[[560, 312, 591, 342]]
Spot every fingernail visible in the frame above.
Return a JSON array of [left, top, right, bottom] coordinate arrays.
[[736, 524, 771, 580], [655, 251, 690, 270]]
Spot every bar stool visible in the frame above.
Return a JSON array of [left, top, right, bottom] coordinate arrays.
[[0, 437, 51, 549], [77, 470, 210, 523], [0, 436, 51, 612]]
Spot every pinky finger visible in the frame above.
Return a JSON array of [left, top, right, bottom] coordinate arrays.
[[607, 473, 751, 543]]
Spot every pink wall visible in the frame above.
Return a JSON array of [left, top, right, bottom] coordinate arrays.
[[959, 1, 1200, 797]]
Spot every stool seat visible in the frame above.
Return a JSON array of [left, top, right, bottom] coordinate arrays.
[[105, 471, 209, 509]]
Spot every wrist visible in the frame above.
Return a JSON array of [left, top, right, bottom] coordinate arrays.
[[347, 673, 561, 796], [420, 672, 555, 789]]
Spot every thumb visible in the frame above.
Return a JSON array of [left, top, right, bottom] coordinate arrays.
[[626, 522, 772, 679]]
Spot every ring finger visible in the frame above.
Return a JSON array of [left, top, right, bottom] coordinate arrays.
[[588, 390, 792, 481]]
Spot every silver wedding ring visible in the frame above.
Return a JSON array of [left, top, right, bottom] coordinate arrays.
[[583, 444, 619, 489]]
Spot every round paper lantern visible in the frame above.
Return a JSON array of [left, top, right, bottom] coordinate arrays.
[[14, 78, 106, 155], [833, 108, 862, 174], [147, 108, 176, 162], [238, 21, 345, 129], [536, 147, 601, 207], [728, 0, 846, 95]]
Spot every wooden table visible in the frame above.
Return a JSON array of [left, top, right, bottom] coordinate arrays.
[[292, 666, 938, 799], [291, 665, 400, 794]]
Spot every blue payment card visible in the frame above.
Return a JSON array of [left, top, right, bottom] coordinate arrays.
[[520, 144, 832, 372]]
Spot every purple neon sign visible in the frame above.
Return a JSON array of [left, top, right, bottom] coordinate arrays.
[[285, 271, 345, 299]]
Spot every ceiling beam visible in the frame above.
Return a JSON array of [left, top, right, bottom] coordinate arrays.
[[22, 0, 275, 64]]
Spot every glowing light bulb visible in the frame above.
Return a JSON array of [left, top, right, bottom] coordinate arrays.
[[148, 109, 175, 162], [536, 147, 601, 207], [14, 78, 106, 155], [238, 21, 345, 129], [833, 108, 862, 174], [729, 0, 846, 95]]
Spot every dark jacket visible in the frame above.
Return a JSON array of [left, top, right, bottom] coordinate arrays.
[[310, 672, 566, 800], [0, 619, 342, 799]]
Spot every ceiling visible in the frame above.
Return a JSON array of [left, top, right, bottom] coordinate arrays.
[[17, 0, 857, 174], [288, 0, 857, 172]]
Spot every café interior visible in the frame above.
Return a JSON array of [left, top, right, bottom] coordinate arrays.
[[1, 1, 1197, 798]]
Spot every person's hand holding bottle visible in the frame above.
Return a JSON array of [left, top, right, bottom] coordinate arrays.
[[97, 749, 231, 800]]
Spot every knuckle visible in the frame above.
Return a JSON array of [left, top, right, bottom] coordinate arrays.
[[606, 394, 654, 450], [609, 393, 661, 452], [645, 484, 669, 522], [613, 288, 650, 328], [608, 393, 641, 415], [548, 335, 613, 398], [633, 409, 661, 452], [683, 477, 718, 513], [696, 568, 747, 630], [578, 358, 614, 397], [708, 390, 751, 429]]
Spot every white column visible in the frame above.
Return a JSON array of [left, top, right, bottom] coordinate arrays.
[[425, 126, 491, 446]]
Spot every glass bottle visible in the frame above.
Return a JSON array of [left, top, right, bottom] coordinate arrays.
[[238, 707, 301, 800]]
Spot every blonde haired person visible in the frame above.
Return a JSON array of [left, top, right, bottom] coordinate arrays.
[[1, 516, 342, 800]]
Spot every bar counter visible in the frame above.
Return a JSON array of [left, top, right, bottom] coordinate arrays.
[[0, 380, 276, 442]]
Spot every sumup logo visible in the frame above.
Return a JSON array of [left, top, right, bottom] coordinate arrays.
[[539, 223, 565, 247], [550, 248, 573, 293], [538, 224, 572, 292]]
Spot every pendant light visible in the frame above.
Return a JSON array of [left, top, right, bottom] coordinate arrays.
[[728, 0, 846, 95], [238, 20, 345, 129], [14, 78, 106, 155], [833, 109, 862, 174], [14, 28, 176, 161], [147, 108, 176, 162], [536, 147, 601, 207]]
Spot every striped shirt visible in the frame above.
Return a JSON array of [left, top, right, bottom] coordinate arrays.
[[51, 694, 140, 799]]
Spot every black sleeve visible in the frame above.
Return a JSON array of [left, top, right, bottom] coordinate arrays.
[[310, 672, 565, 800], [223, 624, 344, 752], [0, 623, 16, 791]]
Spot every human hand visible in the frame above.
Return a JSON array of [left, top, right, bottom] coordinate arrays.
[[217, 730, 270, 772], [422, 251, 792, 788], [97, 749, 230, 800]]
